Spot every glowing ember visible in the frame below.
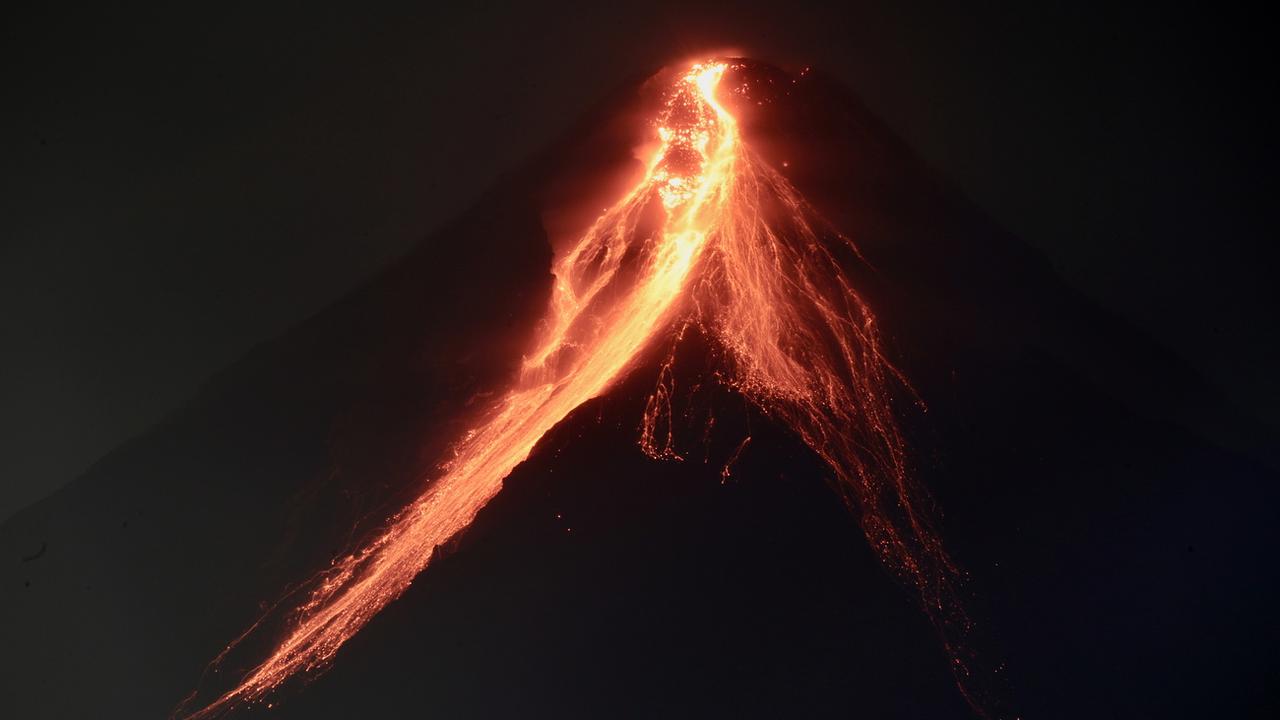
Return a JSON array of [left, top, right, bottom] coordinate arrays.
[[180, 60, 979, 718]]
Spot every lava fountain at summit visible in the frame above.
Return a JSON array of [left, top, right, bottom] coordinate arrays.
[[181, 61, 984, 718]]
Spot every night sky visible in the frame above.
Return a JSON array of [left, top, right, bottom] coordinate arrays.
[[1, 1, 1273, 538]]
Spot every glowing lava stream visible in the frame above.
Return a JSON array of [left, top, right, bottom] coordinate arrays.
[[185, 59, 979, 718], [184, 62, 741, 718]]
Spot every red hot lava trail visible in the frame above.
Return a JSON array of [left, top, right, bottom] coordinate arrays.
[[180, 60, 986, 718]]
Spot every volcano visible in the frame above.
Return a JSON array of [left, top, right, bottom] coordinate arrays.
[[2, 59, 1276, 719]]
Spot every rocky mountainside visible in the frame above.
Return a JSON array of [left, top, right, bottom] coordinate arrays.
[[2, 61, 1275, 719]]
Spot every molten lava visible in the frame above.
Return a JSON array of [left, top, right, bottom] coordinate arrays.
[[181, 60, 980, 718]]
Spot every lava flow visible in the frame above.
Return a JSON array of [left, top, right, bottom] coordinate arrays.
[[181, 60, 984, 718]]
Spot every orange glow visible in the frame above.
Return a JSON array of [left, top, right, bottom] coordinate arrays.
[[181, 60, 970, 718], [181, 61, 740, 719]]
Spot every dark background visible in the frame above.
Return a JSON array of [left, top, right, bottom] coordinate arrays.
[[2, 4, 1277, 719], [1, 0, 1273, 523]]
